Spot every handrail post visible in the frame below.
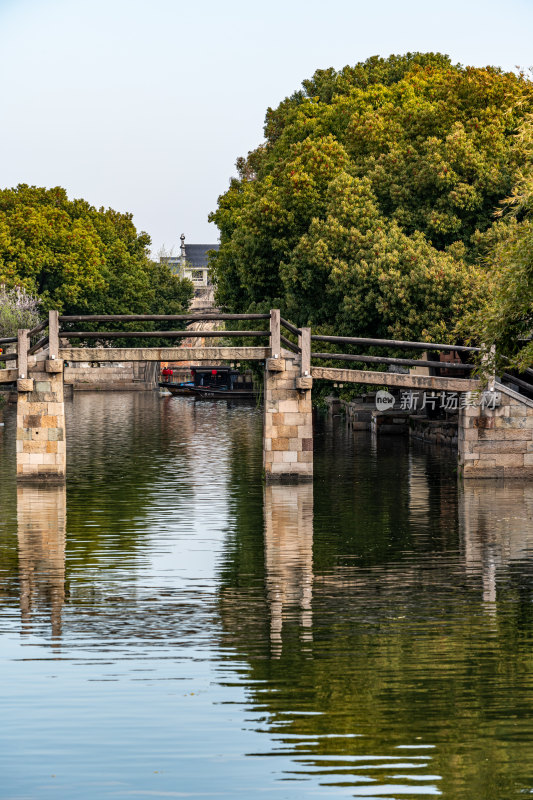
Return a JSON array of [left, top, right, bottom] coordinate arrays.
[[49, 310, 59, 359], [17, 329, 29, 379], [480, 343, 496, 394], [488, 344, 496, 393], [270, 309, 280, 359], [300, 327, 311, 377]]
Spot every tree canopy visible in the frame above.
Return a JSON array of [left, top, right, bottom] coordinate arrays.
[[468, 115, 533, 372], [210, 53, 533, 344], [0, 184, 193, 317], [0, 285, 40, 339]]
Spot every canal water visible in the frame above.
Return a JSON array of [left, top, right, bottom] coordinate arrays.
[[1, 392, 532, 799]]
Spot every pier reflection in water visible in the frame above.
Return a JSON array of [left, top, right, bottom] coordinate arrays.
[[461, 482, 533, 604], [17, 484, 66, 640], [264, 483, 313, 655], [0, 394, 533, 799]]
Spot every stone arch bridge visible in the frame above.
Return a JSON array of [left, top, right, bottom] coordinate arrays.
[[1, 311, 532, 482]]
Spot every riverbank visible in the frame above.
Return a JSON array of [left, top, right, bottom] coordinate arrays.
[[324, 393, 459, 447]]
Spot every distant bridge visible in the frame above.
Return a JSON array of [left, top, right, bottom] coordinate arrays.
[[1, 310, 532, 482]]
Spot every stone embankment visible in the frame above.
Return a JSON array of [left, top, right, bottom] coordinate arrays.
[[64, 362, 158, 391], [326, 384, 533, 479], [326, 394, 419, 437], [458, 384, 533, 479], [409, 417, 458, 447]]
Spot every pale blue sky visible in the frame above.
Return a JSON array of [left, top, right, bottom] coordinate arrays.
[[0, 0, 531, 255]]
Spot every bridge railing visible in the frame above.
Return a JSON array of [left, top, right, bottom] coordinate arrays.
[[276, 319, 481, 381], [6, 308, 532, 397], [58, 313, 270, 323], [2, 308, 489, 387], [56, 312, 271, 347], [280, 317, 301, 355], [0, 335, 18, 383], [53, 310, 483, 383], [309, 332, 480, 378], [0, 318, 51, 382], [0, 335, 18, 362], [27, 319, 50, 356]]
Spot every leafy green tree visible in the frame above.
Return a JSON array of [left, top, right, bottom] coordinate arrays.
[[0, 185, 193, 317], [485, 219, 533, 372], [458, 114, 533, 373], [210, 53, 533, 343], [282, 172, 485, 341], [467, 126, 533, 372], [0, 285, 40, 339]]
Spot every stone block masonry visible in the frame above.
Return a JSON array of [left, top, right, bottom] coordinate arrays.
[[458, 384, 533, 479], [16, 360, 66, 481], [64, 361, 159, 390], [263, 354, 313, 482], [409, 416, 459, 448]]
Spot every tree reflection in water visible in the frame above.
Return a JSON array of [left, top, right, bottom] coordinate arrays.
[[218, 424, 533, 800]]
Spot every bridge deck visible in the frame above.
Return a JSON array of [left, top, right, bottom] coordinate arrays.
[[311, 366, 480, 392], [59, 346, 270, 362], [2, 350, 481, 393]]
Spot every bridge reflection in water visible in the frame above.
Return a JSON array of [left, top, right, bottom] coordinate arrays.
[[14, 473, 533, 642], [17, 483, 66, 640], [260, 471, 533, 662]]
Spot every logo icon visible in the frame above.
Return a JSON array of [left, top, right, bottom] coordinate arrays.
[[376, 390, 395, 412]]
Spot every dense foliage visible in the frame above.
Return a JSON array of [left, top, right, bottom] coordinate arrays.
[[0, 285, 40, 339], [210, 53, 533, 344], [468, 116, 533, 371], [0, 185, 193, 317]]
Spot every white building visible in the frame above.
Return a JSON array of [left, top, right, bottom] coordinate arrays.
[[160, 234, 219, 292]]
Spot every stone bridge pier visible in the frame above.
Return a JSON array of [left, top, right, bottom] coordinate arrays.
[[263, 349, 313, 482], [16, 364, 66, 481], [16, 317, 66, 482]]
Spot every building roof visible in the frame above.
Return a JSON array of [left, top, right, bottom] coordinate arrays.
[[183, 243, 219, 268]]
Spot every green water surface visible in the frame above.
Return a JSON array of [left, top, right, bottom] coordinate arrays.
[[0, 392, 532, 799]]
